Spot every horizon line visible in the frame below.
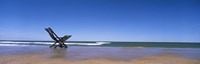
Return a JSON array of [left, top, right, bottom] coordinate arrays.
[[0, 39, 200, 43]]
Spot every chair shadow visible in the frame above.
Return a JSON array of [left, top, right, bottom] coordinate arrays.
[[49, 48, 68, 59]]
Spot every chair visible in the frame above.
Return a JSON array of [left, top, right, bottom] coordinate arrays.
[[45, 27, 71, 48]]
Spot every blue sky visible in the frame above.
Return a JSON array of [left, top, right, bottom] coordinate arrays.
[[0, 0, 200, 42]]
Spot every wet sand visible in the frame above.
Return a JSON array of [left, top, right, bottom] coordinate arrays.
[[0, 54, 200, 64], [0, 46, 200, 64]]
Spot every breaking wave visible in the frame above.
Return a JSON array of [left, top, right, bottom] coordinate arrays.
[[0, 41, 111, 46]]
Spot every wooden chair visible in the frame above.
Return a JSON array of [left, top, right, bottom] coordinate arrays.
[[45, 27, 71, 48]]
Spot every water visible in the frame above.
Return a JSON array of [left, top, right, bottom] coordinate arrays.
[[0, 40, 200, 48], [0, 40, 200, 60]]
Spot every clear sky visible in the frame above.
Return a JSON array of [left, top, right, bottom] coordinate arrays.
[[0, 0, 200, 42]]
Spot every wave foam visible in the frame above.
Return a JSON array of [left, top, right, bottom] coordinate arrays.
[[67, 42, 110, 45], [0, 44, 29, 46], [0, 41, 111, 46]]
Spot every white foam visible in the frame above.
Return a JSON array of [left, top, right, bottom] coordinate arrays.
[[0, 44, 29, 46], [31, 42, 53, 45], [0, 41, 52, 45], [0, 41, 30, 44], [96, 42, 111, 44], [0, 41, 111, 46], [66, 42, 111, 46]]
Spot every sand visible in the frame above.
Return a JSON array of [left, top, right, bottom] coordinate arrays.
[[0, 54, 200, 64]]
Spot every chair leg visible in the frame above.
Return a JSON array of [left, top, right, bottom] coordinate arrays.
[[50, 45, 53, 48], [63, 43, 68, 48], [56, 43, 67, 48], [50, 42, 57, 48], [50, 41, 68, 48], [59, 35, 70, 48], [54, 45, 57, 48], [50, 45, 56, 48], [59, 44, 63, 48]]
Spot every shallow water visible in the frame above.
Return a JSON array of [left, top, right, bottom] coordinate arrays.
[[0, 46, 200, 60]]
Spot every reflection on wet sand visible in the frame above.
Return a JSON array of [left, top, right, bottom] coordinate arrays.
[[49, 48, 67, 59]]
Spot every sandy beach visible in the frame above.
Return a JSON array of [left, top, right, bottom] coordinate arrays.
[[0, 46, 200, 64], [0, 53, 200, 64]]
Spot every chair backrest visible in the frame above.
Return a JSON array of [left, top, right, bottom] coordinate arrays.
[[45, 28, 60, 42], [60, 35, 72, 43]]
